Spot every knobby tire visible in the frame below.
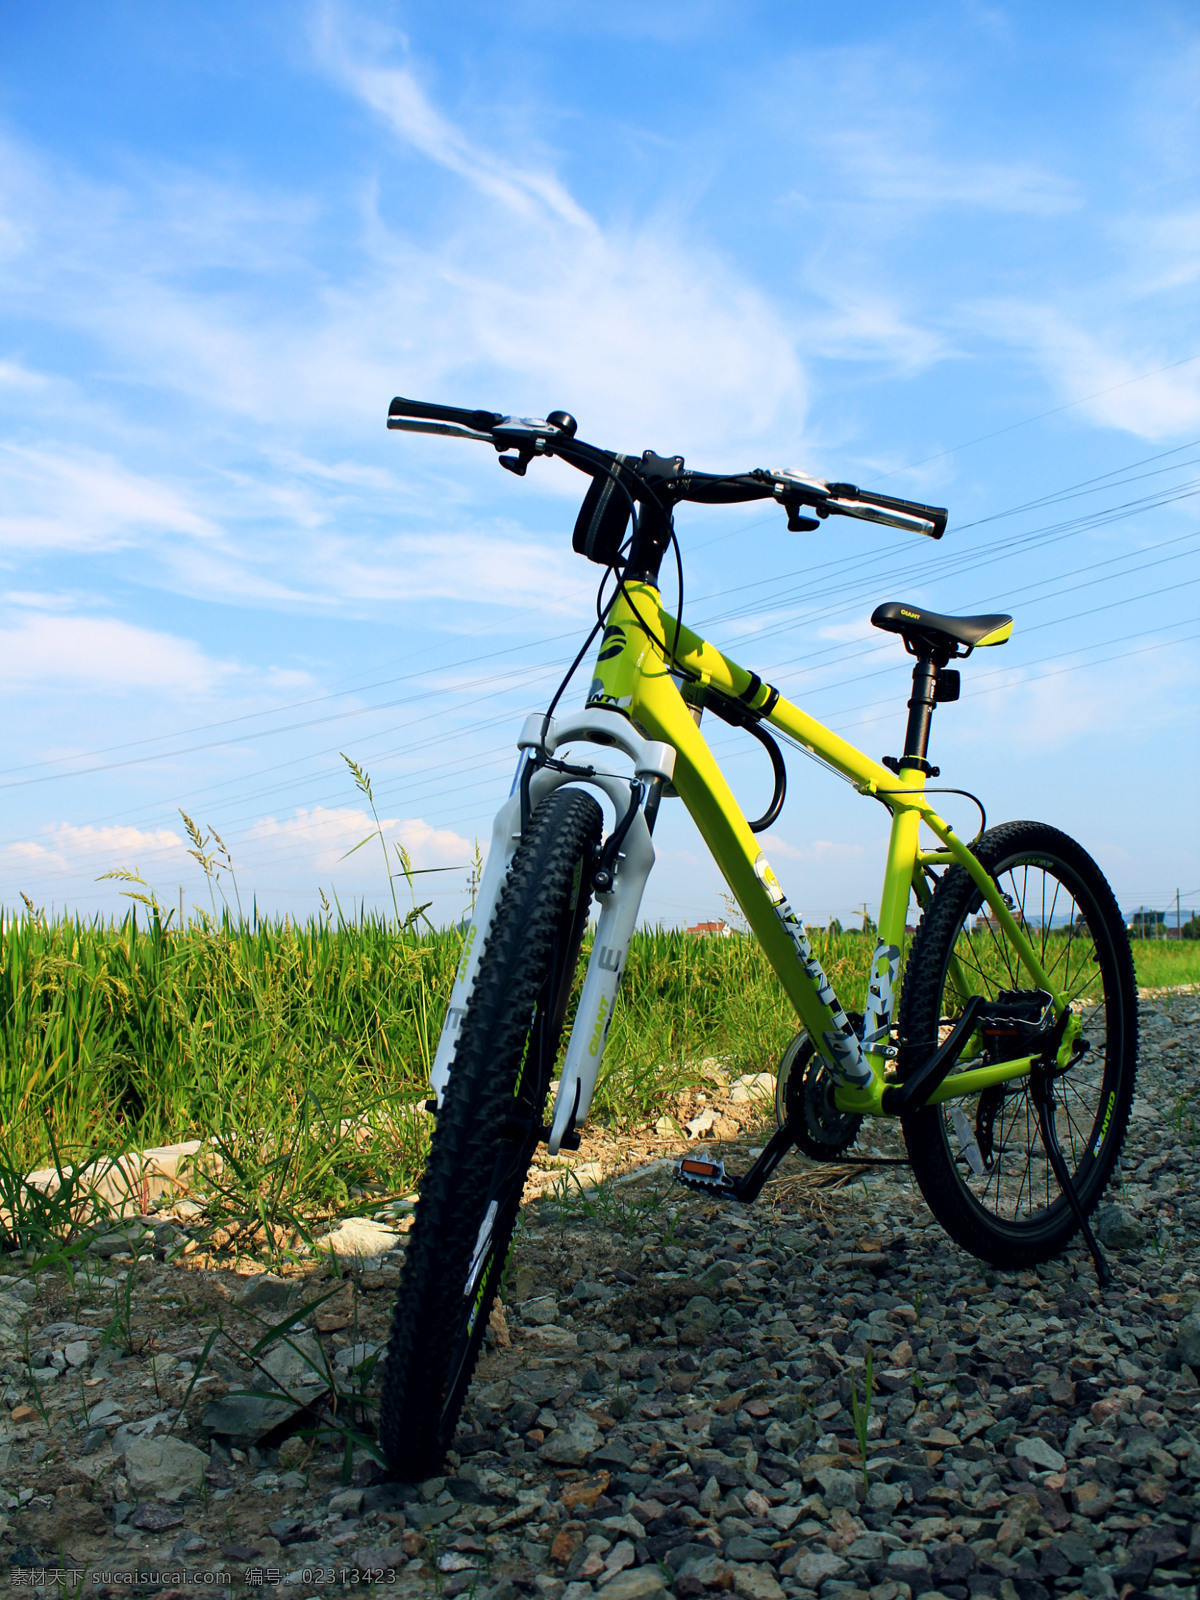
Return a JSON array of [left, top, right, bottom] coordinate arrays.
[[379, 787, 602, 1479]]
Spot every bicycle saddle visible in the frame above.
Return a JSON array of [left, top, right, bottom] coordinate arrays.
[[871, 601, 1013, 656]]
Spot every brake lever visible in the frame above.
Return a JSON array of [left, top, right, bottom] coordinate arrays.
[[386, 417, 495, 443]]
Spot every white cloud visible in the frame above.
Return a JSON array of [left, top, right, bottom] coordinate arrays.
[[245, 804, 472, 874], [949, 644, 1199, 752], [0, 610, 233, 694], [307, 529, 581, 610], [1120, 207, 1200, 296], [0, 822, 186, 877], [760, 834, 865, 863], [0, 359, 48, 391], [308, 16, 810, 461]]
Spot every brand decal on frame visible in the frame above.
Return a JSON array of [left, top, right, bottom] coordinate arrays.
[[753, 853, 871, 1088]]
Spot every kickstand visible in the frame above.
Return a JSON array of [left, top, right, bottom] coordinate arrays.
[[1030, 1066, 1111, 1288]]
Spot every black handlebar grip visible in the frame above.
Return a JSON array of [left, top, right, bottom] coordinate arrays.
[[388, 396, 505, 433], [827, 483, 948, 538]]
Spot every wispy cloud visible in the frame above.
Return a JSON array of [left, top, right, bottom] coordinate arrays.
[[973, 304, 1200, 439], [316, 12, 594, 231], [0, 443, 220, 551]]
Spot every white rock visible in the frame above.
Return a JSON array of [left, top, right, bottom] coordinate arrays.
[[788, 1550, 848, 1587], [333, 1342, 382, 1375], [538, 1414, 600, 1465], [112, 1412, 171, 1458], [237, 1274, 292, 1310], [529, 1326, 578, 1350], [315, 1217, 401, 1261], [766, 1502, 801, 1531], [732, 1570, 785, 1600], [598, 1572, 665, 1600], [728, 1072, 776, 1104], [328, 1487, 364, 1515], [87, 1398, 123, 1425]]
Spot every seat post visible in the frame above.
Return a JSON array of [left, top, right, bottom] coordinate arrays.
[[901, 650, 943, 769]]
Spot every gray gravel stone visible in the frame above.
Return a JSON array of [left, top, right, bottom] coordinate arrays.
[[235, 1273, 292, 1310], [1175, 1306, 1200, 1369], [201, 1391, 305, 1442], [1093, 1205, 1147, 1249], [124, 1436, 208, 1502]]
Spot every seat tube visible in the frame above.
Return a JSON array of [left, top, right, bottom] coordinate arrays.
[[880, 803, 921, 944], [861, 794, 922, 1055]]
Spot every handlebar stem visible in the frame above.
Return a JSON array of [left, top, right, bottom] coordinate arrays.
[[624, 491, 675, 586]]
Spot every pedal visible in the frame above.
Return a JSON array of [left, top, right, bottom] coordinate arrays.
[[673, 1156, 737, 1197], [977, 989, 1054, 1058], [673, 1127, 797, 1206]]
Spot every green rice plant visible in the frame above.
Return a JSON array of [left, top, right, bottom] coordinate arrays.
[[848, 1344, 875, 1489], [1127, 939, 1200, 989], [0, 898, 452, 1210]]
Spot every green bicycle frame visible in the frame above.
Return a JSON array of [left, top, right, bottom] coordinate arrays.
[[587, 580, 1068, 1118]]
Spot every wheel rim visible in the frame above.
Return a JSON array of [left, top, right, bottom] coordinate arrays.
[[933, 853, 1122, 1234]]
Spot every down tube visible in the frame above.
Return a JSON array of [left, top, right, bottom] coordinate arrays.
[[632, 670, 872, 1088]]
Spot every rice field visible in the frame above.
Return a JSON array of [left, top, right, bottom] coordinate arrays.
[[0, 903, 1194, 1240]]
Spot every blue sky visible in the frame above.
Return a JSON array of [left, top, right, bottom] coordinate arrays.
[[1, 1, 1198, 929]]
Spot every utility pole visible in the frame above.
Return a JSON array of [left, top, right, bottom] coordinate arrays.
[[1178, 888, 1182, 940]]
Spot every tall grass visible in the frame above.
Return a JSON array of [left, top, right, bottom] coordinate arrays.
[[0, 906, 454, 1228], [0, 911, 873, 1184]]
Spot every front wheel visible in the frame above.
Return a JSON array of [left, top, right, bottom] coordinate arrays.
[[898, 822, 1137, 1269], [379, 787, 602, 1479]]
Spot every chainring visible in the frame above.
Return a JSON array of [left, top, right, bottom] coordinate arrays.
[[775, 1013, 864, 1161]]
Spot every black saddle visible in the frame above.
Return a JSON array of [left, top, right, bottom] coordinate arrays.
[[871, 601, 1012, 657]]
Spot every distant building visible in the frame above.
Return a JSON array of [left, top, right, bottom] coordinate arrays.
[[687, 919, 732, 937], [974, 909, 1025, 933]]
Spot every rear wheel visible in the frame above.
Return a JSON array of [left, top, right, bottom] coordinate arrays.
[[379, 787, 602, 1479], [898, 822, 1137, 1268]]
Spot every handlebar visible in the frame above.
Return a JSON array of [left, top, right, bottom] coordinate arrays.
[[387, 395, 947, 540]]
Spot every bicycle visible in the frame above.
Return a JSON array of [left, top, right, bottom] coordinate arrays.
[[378, 395, 1138, 1480]]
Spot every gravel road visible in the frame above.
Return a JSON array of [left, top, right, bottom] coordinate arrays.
[[0, 992, 1196, 1600]]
